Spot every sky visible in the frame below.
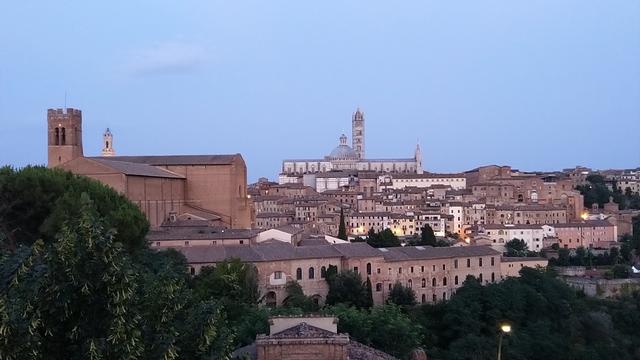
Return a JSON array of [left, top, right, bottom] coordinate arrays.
[[1, 1, 639, 181]]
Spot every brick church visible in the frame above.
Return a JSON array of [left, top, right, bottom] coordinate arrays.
[[46, 108, 251, 229]]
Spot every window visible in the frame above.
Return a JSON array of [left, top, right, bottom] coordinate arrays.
[[155, 242, 160, 246], [455, 276, 459, 285], [443, 277, 447, 286], [274, 271, 283, 280], [467, 259, 471, 268], [184, 241, 190, 246], [479, 258, 483, 267], [491, 257, 495, 266], [422, 294, 426, 303], [443, 292, 447, 300], [398, 267, 402, 274], [376, 283, 382, 292], [296, 268, 302, 280], [309, 267, 315, 279], [442, 264, 446, 270], [432, 265, 436, 271], [491, 272, 495, 282], [190, 267, 195, 275], [408, 279, 413, 288], [433, 294, 437, 302], [432, 278, 437, 287], [389, 283, 392, 291], [321, 266, 327, 279], [239, 240, 244, 245], [422, 278, 426, 288], [377, 268, 381, 274], [354, 266, 359, 274], [454, 259, 458, 269], [421, 266, 425, 272], [479, 273, 483, 283], [411, 266, 414, 273], [367, 263, 372, 275]]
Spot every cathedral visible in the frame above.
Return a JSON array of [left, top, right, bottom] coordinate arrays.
[[281, 108, 423, 176]]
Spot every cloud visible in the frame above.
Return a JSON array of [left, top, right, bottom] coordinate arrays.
[[126, 41, 207, 76]]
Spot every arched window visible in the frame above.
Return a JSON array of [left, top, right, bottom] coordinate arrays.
[[106, 141, 110, 149], [61, 127, 66, 145], [296, 268, 302, 280], [421, 278, 426, 288], [455, 276, 459, 285], [308, 267, 315, 280], [366, 263, 372, 275], [491, 272, 495, 282], [408, 279, 413, 288], [432, 278, 437, 287], [54, 128, 60, 145], [321, 266, 327, 279], [479, 273, 483, 283], [443, 277, 447, 286], [443, 292, 447, 300], [421, 294, 426, 303]]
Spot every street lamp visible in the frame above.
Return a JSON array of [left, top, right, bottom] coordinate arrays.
[[497, 323, 511, 360]]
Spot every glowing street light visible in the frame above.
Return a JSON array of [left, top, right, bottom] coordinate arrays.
[[497, 323, 512, 360]]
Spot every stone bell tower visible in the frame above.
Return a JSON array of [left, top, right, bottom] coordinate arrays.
[[47, 108, 84, 167], [102, 128, 115, 156], [352, 108, 365, 160]]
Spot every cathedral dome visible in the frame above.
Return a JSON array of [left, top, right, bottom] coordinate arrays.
[[328, 134, 358, 160]]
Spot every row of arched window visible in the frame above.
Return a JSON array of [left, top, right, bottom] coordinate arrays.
[[296, 266, 329, 281]]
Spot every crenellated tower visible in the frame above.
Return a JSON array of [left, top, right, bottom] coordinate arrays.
[[47, 108, 83, 167], [351, 108, 365, 159], [102, 128, 115, 156]]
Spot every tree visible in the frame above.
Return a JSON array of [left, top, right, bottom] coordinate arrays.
[[0, 166, 149, 253], [419, 224, 437, 246], [0, 194, 236, 359], [325, 270, 372, 308], [328, 304, 422, 358], [611, 264, 630, 279], [366, 228, 401, 248], [282, 280, 319, 312], [337, 207, 348, 240], [505, 238, 528, 257], [388, 281, 416, 306]]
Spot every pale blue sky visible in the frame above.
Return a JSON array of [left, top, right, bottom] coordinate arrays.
[[1, 1, 639, 180]]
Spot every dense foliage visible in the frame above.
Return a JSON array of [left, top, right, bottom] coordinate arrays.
[[413, 269, 640, 360], [388, 281, 417, 306], [365, 228, 401, 248], [0, 166, 148, 252], [576, 174, 640, 210], [325, 268, 373, 309]]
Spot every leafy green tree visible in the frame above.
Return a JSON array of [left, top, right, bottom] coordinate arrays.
[[282, 280, 319, 312], [0, 166, 149, 253], [419, 224, 437, 246], [325, 270, 372, 308], [337, 207, 348, 240], [611, 264, 630, 279], [505, 238, 528, 257], [388, 281, 416, 306], [366, 228, 401, 248], [328, 304, 421, 358]]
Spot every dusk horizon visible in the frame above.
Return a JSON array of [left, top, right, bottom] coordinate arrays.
[[2, 1, 639, 180]]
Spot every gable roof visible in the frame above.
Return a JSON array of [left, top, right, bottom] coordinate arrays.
[[379, 245, 500, 262], [86, 158, 185, 179], [92, 154, 241, 166]]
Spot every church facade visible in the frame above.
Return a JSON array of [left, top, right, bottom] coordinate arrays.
[[280, 109, 423, 179]]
